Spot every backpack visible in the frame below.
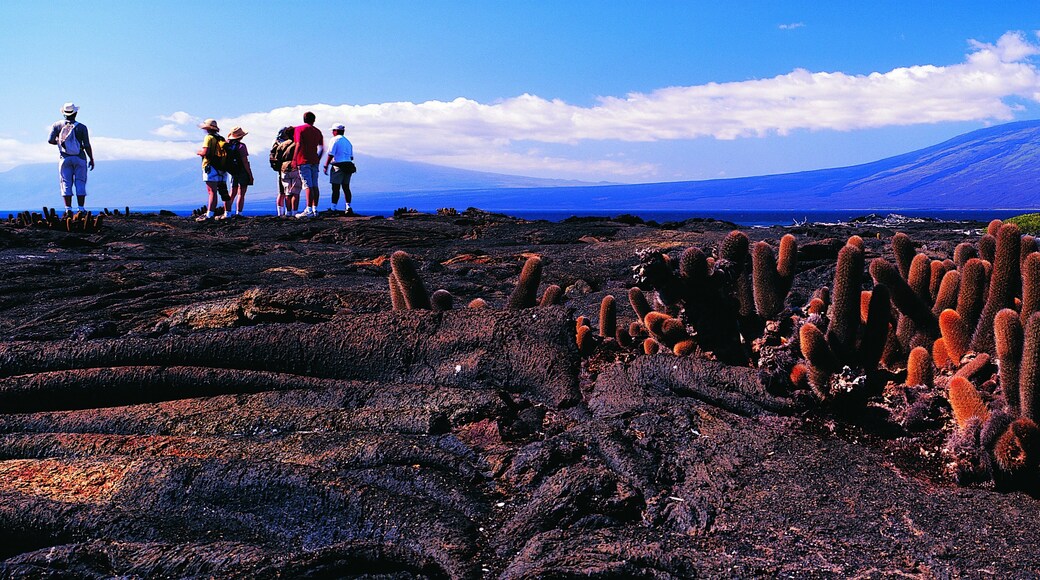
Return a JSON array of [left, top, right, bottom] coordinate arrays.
[[224, 140, 244, 176], [206, 134, 231, 172], [269, 127, 293, 171], [58, 122, 81, 156]]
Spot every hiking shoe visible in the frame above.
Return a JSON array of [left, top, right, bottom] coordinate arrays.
[[195, 214, 211, 222], [214, 214, 227, 221], [295, 209, 311, 218]]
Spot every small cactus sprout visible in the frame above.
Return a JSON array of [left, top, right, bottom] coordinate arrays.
[[954, 242, 978, 270], [539, 284, 563, 307], [992, 417, 1040, 479], [860, 284, 891, 370], [660, 317, 690, 345], [467, 298, 489, 309], [932, 270, 960, 316], [971, 223, 1022, 354], [1022, 252, 1040, 321], [673, 340, 696, 356], [616, 327, 633, 348], [987, 218, 1004, 236], [599, 295, 617, 338], [628, 287, 652, 322], [807, 297, 826, 315], [752, 241, 781, 319], [928, 260, 947, 303], [892, 232, 916, 280], [643, 337, 661, 355], [390, 251, 431, 310], [790, 363, 810, 390], [577, 325, 596, 355], [933, 338, 953, 368], [1020, 312, 1040, 423], [949, 376, 990, 429], [777, 234, 798, 294], [644, 311, 671, 343], [800, 322, 837, 399], [906, 346, 933, 387], [939, 309, 971, 363], [576, 316, 589, 333], [859, 291, 872, 325], [679, 246, 709, 283], [628, 321, 646, 340], [508, 256, 543, 310], [431, 289, 454, 312], [994, 308, 1023, 415], [907, 253, 931, 304], [956, 258, 988, 332], [827, 244, 864, 361], [978, 233, 997, 263], [388, 273, 406, 311]]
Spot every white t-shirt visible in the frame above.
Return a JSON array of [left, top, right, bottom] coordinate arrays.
[[327, 134, 353, 163]]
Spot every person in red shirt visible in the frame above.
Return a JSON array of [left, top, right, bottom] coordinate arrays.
[[293, 111, 325, 218]]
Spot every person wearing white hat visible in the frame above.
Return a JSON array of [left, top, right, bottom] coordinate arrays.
[[323, 123, 355, 214], [47, 102, 95, 217]]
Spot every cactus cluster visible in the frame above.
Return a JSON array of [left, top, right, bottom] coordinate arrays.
[[387, 251, 563, 313], [14, 206, 105, 233], [576, 231, 799, 364], [794, 239, 891, 401]]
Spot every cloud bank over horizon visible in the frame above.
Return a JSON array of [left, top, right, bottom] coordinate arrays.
[[4, 31, 1040, 181]]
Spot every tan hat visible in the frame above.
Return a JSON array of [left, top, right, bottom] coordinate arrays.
[[227, 127, 248, 140], [198, 119, 220, 131], [61, 102, 79, 116]]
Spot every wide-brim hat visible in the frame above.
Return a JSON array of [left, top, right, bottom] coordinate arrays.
[[61, 102, 79, 116], [198, 119, 220, 131], [227, 127, 248, 140], [330, 123, 345, 131]]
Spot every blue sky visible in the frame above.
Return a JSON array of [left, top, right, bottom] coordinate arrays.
[[2, 1, 1040, 182]]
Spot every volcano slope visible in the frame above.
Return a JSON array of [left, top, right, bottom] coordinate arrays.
[[1, 209, 1039, 578]]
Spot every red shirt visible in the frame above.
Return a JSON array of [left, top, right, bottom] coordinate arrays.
[[293, 124, 324, 166]]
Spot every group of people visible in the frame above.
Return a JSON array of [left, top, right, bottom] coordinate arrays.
[[195, 111, 355, 220], [47, 103, 354, 220]]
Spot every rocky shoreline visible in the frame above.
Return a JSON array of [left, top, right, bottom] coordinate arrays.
[[0, 209, 1037, 578]]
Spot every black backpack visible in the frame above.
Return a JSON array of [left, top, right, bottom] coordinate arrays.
[[224, 141, 244, 176]]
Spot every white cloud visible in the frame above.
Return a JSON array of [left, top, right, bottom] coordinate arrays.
[[160, 111, 197, 125], [779, 22, 805, 30], [3, 31, 1039, 181], [152, 124, 188, 138]]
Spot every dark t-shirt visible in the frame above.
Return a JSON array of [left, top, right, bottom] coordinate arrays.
[[292, 124, 323, 166]]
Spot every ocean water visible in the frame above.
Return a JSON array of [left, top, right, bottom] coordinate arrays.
[[5, 207, 1033, 227]]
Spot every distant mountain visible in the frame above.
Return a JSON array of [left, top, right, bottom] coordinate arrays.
[[0, 154, 604, 211], [379, 120, 1040, 212], [4, 120, 1040, 212]]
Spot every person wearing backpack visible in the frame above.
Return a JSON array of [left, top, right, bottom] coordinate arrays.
[[225, 127, 254, 219], [275, 130, 302, 217], [195, 118, 231, 221], [270, 126, 294, 217], [47, 103, 95, 217]]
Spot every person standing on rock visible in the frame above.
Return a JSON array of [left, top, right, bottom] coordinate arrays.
[[225, 127, 254, 218], [195, 119, 230, 221], [323, 123, 356, 215], [275, 128, 301, 217], [270, 126, 294, 217], [47, 103, 95, 217], [293, 111, 324, 218]]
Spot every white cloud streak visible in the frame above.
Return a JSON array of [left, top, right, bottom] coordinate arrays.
[[779, 22, 805, 30], [2, 31, 1039, 180]]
